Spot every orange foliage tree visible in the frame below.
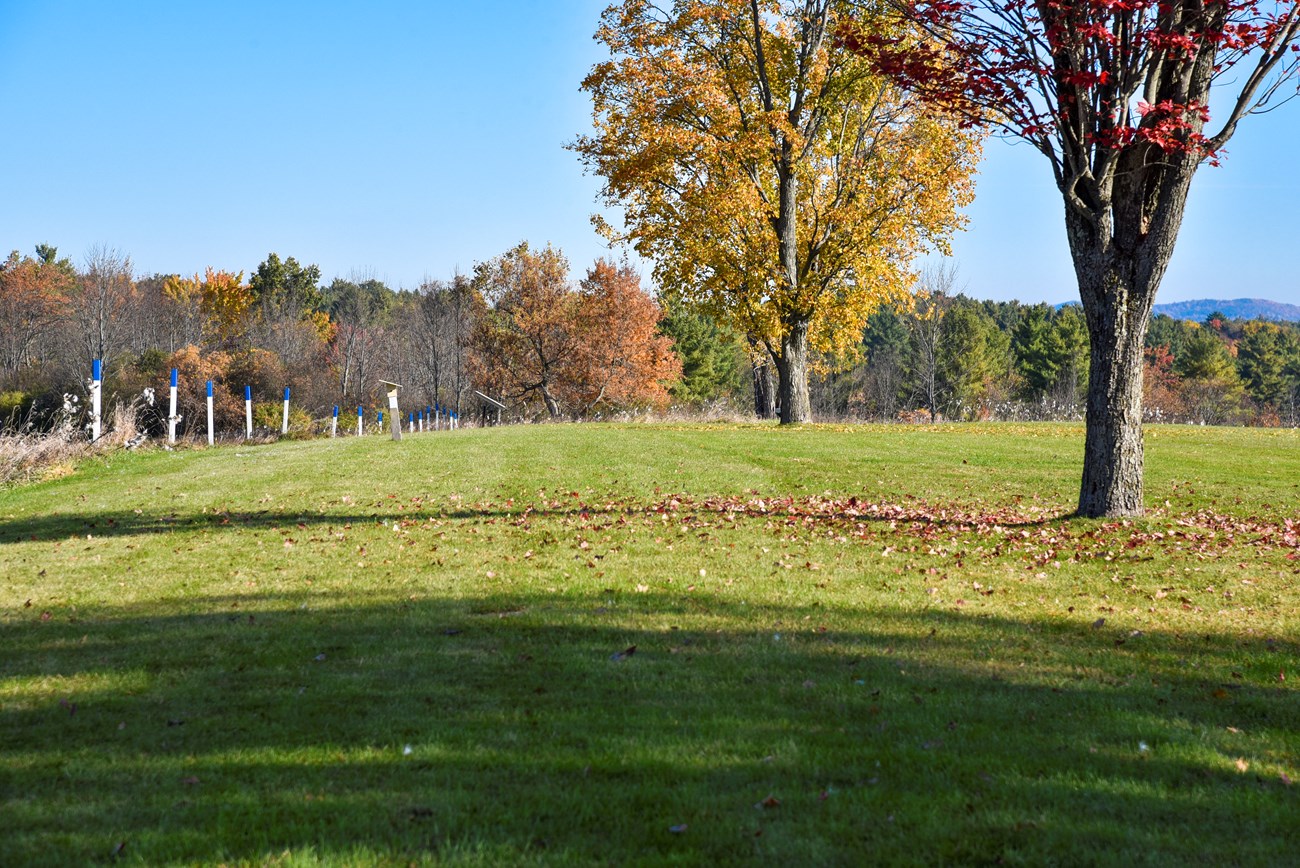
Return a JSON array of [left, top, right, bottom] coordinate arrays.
[[166, 345, 239, 434], [573, 260, 680, 414], [0, 247, 75, 381], [471, 244, 680, 418]]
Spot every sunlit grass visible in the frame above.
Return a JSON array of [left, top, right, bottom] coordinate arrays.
[[1, 422, 1297, 864]]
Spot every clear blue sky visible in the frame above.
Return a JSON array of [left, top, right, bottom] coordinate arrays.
[[2, 0, 1298, 306]]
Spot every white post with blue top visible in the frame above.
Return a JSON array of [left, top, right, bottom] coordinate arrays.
[[168, 367, 178, 444], [205, 380, 214, 446], [244, 386, 253, 438], [331, 405, 339, 438], [90, 359, 102, 441], [281, 387, 290, 434], [357, 405, 363, 436]]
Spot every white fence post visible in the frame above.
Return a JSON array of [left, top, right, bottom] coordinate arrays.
[[90, 359, 102, 441], [281, 387, 290, 435], [245, 386, 253, 438], [205, 380, 214, 446], [331, 405, 339, 438], [168, 367, 178, 444]]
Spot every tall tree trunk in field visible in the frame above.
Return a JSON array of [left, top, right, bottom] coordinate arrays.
[[1065, 151, 1196, 517], [1075, 281, 1149, 517], [776, 318, 812, 424], [752, 354, 776, 419]]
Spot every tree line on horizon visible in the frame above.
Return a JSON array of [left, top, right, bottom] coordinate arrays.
[[0, 242, 681, 436], [3, 241, 1298, 436]]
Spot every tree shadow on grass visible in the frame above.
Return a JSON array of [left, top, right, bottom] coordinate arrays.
[[0, 497, 1072, 547], [2, 592, 1295, 865]]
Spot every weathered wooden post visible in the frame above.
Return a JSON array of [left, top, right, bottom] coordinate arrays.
[[381, 381, 403, 442], [244, 386, 253, 438], [90, 359, 103, 441], [331, 405, 339, 438], [168, 367, 179, 444], [205, 380, 215, 446], [281, 387, 290, 435]]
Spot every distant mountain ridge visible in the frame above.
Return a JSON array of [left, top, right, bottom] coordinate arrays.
[[1152, 298, 1300, 322]]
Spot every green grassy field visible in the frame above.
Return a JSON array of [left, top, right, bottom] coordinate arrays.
[[2, 422, 1298, 866]]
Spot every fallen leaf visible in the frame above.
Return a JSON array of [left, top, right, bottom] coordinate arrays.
[[610, 645, 637, 662], [1234, 758, 1249, 773], [755, 794, 781, 809]]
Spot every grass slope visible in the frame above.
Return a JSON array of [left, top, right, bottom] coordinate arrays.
[[2, 423, 1298, 866]]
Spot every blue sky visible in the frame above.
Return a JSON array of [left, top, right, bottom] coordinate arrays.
[[2, 0, 1298, 306]]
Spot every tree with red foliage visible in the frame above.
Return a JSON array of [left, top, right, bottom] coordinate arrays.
[[845, 0, 1300, 515]]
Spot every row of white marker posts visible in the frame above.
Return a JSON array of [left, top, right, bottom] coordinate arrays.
[[92, 359, 462, 446]]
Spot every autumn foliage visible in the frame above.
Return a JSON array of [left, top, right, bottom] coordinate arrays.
[[575, 0, 979, 423], [471, 244, 680, 419]]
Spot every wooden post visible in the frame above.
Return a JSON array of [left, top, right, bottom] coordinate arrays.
[[168, 367, 178, 444], [381, 381, 403, 442]]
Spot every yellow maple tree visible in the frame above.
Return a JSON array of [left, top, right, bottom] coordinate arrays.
[[164, 268, 253, 347], [574, 0, 979, 422]]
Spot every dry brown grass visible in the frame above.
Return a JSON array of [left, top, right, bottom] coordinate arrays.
[[0, 401, 145, 487]]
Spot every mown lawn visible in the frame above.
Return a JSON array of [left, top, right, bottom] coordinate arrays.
[[1, 422, 1297, 866]]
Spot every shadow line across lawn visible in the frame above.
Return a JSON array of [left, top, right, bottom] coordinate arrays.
[[2, 591, 1295, 865], [0, 497, 1071, 547]]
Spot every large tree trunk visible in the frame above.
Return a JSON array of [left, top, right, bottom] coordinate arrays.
[[775, 319, 812, 424], [1077, 287, 1149, 517], [1067, 155, 1192, 518], [752, 356, 776, 419]]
